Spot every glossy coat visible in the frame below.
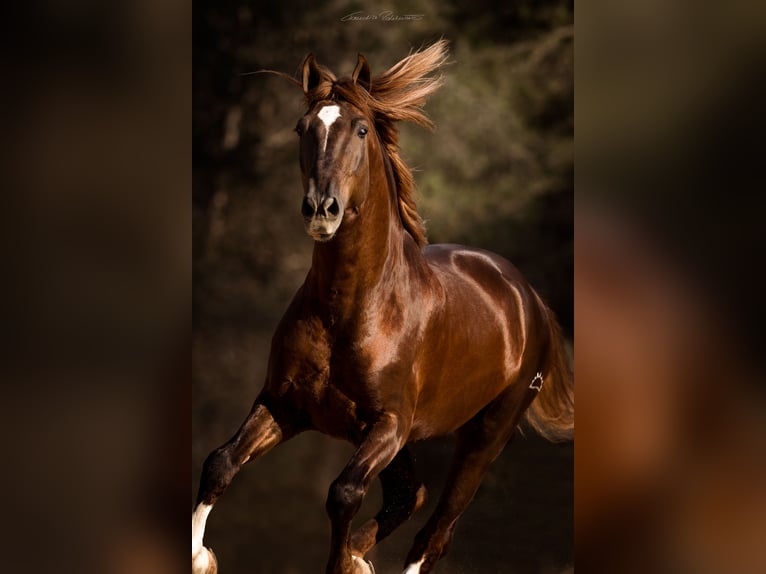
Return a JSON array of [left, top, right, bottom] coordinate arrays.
[[193, 40, 573, 574]]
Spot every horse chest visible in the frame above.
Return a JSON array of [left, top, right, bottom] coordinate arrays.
[[268, 330, 372, 435]]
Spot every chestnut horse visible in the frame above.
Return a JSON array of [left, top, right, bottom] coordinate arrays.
[[192, 40, 573, 574]]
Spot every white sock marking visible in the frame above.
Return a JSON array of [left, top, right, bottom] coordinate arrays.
[[317, 104, 341, 153], [192, 548, 210, 573], [192, 504, 212, 556], [402, 558, 425, 574]]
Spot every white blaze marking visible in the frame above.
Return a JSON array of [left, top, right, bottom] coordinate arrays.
[[192, 504, 212, 556], [317, 104, 341, 153], [403, 558, 425, 574]]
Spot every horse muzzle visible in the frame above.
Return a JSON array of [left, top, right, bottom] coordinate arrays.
[[302, 195, 343, 242]]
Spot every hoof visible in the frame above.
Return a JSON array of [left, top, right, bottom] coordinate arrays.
[[352, 555, 375, 574], [192, 546, 218, 574]]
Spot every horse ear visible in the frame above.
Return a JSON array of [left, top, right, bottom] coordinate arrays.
[[301, 53, 322, 94], [352, 54, 371, 91]]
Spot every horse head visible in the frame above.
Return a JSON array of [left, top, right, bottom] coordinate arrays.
[[294, 54, 374, 242]]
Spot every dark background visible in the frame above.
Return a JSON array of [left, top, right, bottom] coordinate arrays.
[[2, 1, 766, 573], [2, 1, 763, 574], [193, 1, 573, 573]]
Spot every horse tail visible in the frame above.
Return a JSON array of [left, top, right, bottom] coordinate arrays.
[[524, 302, 574, 442]]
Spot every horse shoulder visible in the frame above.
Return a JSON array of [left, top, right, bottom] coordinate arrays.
[[265, 291, 332, 396]]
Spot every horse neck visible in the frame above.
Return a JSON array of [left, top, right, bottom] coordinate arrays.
[[307, 138, 410, 323]]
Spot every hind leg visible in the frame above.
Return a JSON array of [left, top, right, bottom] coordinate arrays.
[[402, 387, 537, 574], [192, 400, 296, 574], [350, 446, 428, 557]]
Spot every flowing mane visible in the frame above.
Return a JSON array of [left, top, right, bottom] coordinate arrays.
[[297, 40, 449, 247]]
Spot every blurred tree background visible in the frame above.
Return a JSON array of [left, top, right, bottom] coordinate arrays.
[[193, 1, 572, 573]]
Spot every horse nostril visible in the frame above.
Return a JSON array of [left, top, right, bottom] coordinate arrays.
[[301, 197, 315, 218], [327, 198, 340, 217]]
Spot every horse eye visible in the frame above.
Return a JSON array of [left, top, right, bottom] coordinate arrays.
[[357, 126, 368, 138], [294, 125, 304, 136]]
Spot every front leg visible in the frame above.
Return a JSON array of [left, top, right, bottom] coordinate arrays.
[[350, 446, 428, 556], [192, 400, 297, 574], [325, 413, 405, 574]]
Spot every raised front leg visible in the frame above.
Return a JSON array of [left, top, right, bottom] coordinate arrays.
[[325, 414, 405, 574], [192, 400, 296, 574]]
